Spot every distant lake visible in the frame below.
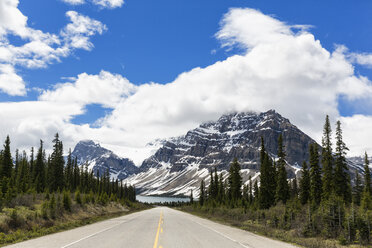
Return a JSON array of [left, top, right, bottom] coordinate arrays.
[[137, 195, 190, 204]]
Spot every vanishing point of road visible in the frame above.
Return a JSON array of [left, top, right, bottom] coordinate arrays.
[[6, 207, 298, 248]]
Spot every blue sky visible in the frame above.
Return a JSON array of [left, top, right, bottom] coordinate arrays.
[[1, 0, 372, 159], [12, 0, 372, 95]]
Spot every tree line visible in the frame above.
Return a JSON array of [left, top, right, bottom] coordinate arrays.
[[198, 116, 372, 244], [0, 133, 136, 209]]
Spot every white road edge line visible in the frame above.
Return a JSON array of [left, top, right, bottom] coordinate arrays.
[[193, 220, 252, 248], [60, 221, 127, 248], [60, 213, 144, 248]]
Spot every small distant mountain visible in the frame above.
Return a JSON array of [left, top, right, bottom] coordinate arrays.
[[71, 140, 139, 180]]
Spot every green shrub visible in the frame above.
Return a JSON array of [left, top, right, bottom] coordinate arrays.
[[75, 190, 82, 205], [62, 190, 72, 212]]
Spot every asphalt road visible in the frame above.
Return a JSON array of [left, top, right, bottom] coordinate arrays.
[[6, 207, 298, 248]]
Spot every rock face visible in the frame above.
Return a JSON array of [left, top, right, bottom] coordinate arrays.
[[71, 140, 139, 180], [142, 110, 315, 172], [126, 110, 317, 196]]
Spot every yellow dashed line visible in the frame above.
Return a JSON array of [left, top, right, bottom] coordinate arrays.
[[153, 211, 163, 248]]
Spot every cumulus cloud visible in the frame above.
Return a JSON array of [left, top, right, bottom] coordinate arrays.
[[0, 64, 26, 95], [0, 1, 106, 95], [2, 7, 372, 161], [39, 70, 136, 108]]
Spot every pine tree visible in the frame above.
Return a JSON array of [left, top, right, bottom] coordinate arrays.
[[334, 120, 352, 203], [275, 134, 289, 204], [50, 133, 65, 191], [291, 177, 298, 199], [259, 141, 276, 209], [253, 180, 259, 201], [228, 158, 242, 201], [190, 189, 193, 204], [208, 170, 214, 201], [321, 115, 334, 200], [34, 140, 46, 193], [65, 149, 73, 190], [213, 167, 218, 199], [1, 136, 12, 179], [363, 152, 371, 194], [309, 143, 322, 205], [299, 161, 310, 205], [199, 179, 205, 206], [218, 173, 224, 202], [353, 171, 363, 206]]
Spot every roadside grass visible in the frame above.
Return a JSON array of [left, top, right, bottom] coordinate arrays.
[[0, 194, 149, 247], [178, 205, 367, 248]]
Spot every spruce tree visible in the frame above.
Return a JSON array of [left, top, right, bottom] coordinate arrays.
[[291, 177, 298, 199], [321, 115, 334, 200], [275, 134, 290, 204], [199, 179, 205, 206], [65, 149, 73, 190], [353, 171, 363, 206], [299, 161, 310, 205], [34, 140, 46, 192], [309, 143, 322, 205], [334, 120, 352, 203], [259, 146, 276, 209], [364, 152, 371, 194], [1, 136, 12, 179], [228, 158, 242, 201], [50, 133, 65, 191]]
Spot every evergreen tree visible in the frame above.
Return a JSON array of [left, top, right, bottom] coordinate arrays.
[[253, 180, 259, 201], [50, 133, 65, 191], [65, 149, 73, 190], [208, 170, 215, 201], [321, 115, 334, 200], [1, 136, 12, 179], [275, 134, 290, 204], [334, 120, 352, 203], [259, 139, 276, 209], [299, 161, 310, 205], [218, 173, 224, 202], [213, 167, 218, 199], [34, 140, 46, 192], [248, 176, 253, 204], [309, 143, 322, 205], [228, 158, 242, 201], [199, 180, 205, 206], [353, 171, 363, 206], [291, 177, 298, 199], [363, 152, 371, 194], [190, 189, 193, 204]]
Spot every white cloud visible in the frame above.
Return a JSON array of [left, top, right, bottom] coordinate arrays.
[[61, 0, 85, 5], [0, 1, 106, 95], [1, 7, 372, 162], [0, 64, 26, 95], [61, 0, 124, 9], [39, 70, 136, 108], [61, 11, 107, 50], [92, 0, 124, 9]]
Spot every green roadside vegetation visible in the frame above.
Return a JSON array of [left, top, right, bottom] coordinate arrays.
[[0, 192, 149, 247]]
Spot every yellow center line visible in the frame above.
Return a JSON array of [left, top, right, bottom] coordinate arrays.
[[153, 211, 163, 248]]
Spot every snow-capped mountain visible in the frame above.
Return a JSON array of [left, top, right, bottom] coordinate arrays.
[[71, 140, 139, 180], [125, 110, 317, 196], [71, 111, 370, 197]]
